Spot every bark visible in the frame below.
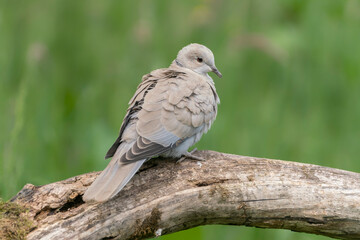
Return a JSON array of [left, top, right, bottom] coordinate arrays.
[[10, 150, 360, 240]]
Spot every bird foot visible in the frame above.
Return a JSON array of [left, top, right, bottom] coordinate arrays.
[[177, 148, 206, 163]]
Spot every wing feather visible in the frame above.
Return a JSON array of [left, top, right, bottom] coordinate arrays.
[[120, 137, 172, 163]]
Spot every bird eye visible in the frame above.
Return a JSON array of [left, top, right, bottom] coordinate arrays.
[[197, 57, 203, 63]]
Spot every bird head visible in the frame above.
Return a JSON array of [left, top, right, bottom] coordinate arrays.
[[175, 43, 222, 78]]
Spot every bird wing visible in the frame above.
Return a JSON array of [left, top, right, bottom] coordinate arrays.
[[104, 72, 161, 159]]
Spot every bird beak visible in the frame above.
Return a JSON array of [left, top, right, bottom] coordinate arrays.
[[211, 66, 222, 78]]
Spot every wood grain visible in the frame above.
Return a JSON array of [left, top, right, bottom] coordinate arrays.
[[10, 150, 360, 240]]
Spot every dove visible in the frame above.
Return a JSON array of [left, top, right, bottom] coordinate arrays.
[[83, 43, 222, 202]]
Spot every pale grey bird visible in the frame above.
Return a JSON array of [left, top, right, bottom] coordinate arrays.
[[83, 43, 222, 202]]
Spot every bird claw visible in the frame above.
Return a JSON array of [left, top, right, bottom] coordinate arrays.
[[177, 148, 206, 163]]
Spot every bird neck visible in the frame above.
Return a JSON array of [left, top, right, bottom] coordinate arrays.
[[174, 59, 184, 67], [170, 60, 214, 83]]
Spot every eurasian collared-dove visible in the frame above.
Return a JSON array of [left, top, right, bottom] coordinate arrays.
[[83, 43, 222, 202]]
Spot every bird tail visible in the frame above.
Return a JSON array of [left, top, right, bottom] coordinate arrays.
[[83, 145, 145, 202]]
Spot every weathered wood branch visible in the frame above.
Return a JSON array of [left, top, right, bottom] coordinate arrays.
[[10, 150, 360, 239]]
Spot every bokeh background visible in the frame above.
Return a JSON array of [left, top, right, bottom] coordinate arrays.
[[1, 0, 359, 239]]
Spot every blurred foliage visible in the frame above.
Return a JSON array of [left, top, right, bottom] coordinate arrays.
[[1, 0, 359, 239]]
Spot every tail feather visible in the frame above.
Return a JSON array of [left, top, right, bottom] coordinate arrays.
[[83, 144, 146, 202]]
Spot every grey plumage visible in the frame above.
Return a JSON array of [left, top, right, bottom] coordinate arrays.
[[83, 43, 221, 202]]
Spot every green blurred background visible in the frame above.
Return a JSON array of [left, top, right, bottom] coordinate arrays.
[[1, 0, 359, 239]]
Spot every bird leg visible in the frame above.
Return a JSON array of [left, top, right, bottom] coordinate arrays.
[[177, 148, 206, 163]]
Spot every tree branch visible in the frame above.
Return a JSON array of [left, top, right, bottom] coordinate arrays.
[[9, 150, 360, 239]]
